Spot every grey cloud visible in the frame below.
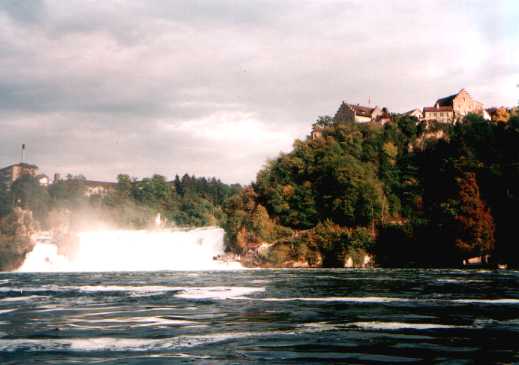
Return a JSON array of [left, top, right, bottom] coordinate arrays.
[[0, 0, 46, 24], [0, 1, 517, 184]]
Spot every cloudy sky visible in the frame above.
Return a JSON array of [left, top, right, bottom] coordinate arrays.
[[0, 1, 518, 184]]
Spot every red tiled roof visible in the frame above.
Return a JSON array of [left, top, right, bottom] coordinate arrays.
[[423, 106, 453, 113], [345, 103, 376, 117], [0, 163, 38, 171]]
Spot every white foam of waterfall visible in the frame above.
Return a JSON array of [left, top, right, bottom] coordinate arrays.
[[17, 227, 241, 272]]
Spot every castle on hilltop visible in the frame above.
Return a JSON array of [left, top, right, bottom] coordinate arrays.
[[422, 89, 485, 122], [309, 88, 494, 140], [334, 88, 489, 126]]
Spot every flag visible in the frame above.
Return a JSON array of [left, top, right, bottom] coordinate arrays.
[[22, 144, 25, 150]]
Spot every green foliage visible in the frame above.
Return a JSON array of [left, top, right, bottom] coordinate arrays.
[[251, 111, 519, 267], [350, 226, 375, 252], [100, 173, 241, 229], [132, 175, 174, 208], [173, 174, 240, 206], [255, 122, 388, 229], [222, 187, 291, 253], [0, 183, 11, 217], [1, 170, 243, 270], [313, 220, 350, 267], [169, 195, 223, 227], [48, 175, 88, 209], [11, 175, 50, 226], [312, 115, 334, 129], [0, 208, 36, 271]]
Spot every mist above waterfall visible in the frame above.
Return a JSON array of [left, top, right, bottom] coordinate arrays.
[[18, 227, 242, 272]]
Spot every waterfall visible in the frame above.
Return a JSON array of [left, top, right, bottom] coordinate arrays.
[[17, 227, 241, 272]]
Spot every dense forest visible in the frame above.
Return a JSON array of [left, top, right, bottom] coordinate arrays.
[[0, 173, 240, 228], [1, 108, 519, 270], [224, 110, 519, 268]]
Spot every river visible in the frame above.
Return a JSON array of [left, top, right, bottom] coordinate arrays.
[[0, 269, 518, 364]]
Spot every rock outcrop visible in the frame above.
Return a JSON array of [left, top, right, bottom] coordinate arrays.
[[0, 208, 38, 271]]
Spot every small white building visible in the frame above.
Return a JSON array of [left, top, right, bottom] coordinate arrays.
[[404, 108, 423, 120], [36, 174, 50, 186]]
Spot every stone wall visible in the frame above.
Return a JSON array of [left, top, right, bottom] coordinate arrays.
[[334, 103, 355, 123], [453, 90, 483, 117]]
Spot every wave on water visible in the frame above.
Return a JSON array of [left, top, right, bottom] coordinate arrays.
[[0, 336, 225, 353], [0, 285, 266, 302], [452, 298, 519, 304], [16, 227, 242, 272], [253, 296, 519, 305], [0, 330, 284, 353], [175, 286, 265, 300], [257, 296, 411, 303], [435, 279, 488, 284], [349, 322, 462, 330], [0, 309, 16, 315]]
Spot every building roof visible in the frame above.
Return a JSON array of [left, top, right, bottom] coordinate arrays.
[[435, 93, 458, 107], [0, 162, 38, 171], [405, 108, 422, 115], [423, 106, 454, 113], [344, 103, 377, 117], [434, 88, 480, 108], [84, 180, 117, 188]]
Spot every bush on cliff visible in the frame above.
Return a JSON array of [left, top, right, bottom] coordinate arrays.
[[254, 221, 374, 268], [222, 187, 292, 253], [0, 208, 36, 271]]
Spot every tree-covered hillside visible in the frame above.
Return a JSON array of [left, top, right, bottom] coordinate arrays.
[[225, 111, 519, 267]]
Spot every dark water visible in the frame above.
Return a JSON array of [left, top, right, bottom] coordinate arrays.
[[0, 269, 518, 364]]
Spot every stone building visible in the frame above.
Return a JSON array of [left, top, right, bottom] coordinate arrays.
[[84, 180, 117, 197], [404, 108, 423, 120], [0, 163, 39, 187], [334, 102, 383, 124], [423, 106, 455, 123], [423, 89, 484, 122], [36, 174, 50, 186]]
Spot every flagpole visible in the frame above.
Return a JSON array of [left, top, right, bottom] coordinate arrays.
[[21, 144, 25, 163]]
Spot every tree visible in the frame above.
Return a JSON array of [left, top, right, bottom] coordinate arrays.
[[116, 174, 133, 197], [48, 175, 87, 209], [313, 220, 350, 267], [0, 208, 37, 271], [0, 183, 11, 217], [492, 107, 510, 123], [131, 174, 173, 208], [451, 172, 495, 258], [11, 175, 50, 225], [311, 115, 334, 130], [255, 121, 386, 230]]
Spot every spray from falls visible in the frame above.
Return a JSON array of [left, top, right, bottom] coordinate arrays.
[[18, 227, 242, 272]]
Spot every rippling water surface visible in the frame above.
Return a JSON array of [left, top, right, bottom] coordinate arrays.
[[1, 269, 518, 364]]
